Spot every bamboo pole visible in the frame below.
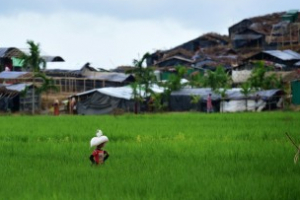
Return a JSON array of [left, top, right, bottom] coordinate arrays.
[[60, 79, 62, 92], [75, 79, 77, 92], [84, 79, 86, 91], [32, 78, 35, 114]]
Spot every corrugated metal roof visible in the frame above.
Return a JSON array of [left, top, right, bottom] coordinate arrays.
[[263, 50, 299, 60], [0, 83, 32, 92], [75, 85, 164, 100], [295, 61, 300, 66], [42, 56, 65, 62], [195, 59, 216, 68], [0, 48, 10, 57], [0, 47, 24, 58], [46, 62, 87, 70], [283, 50, 300, 59], [233, 34, 262, 40], [86, 73, 133, 83], [171, 88, 282, 100], [0, 71, 30, 79], [155, 56, 194, 66], [6, 83, 32, 92], [0, 47, 49, 58], [165, 56, 194, 63]]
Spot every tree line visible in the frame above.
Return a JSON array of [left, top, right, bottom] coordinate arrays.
[[128, 53, 284, 113]]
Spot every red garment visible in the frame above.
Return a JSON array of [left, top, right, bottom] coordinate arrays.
[[207, 96, 212, 109], [53, 103, 59, 116], [92, 149, 105, 164]]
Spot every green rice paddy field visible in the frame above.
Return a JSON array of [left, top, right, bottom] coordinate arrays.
[[1, 112, 300, 200]]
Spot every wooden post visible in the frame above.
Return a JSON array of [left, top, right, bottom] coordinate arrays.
[[71, 79, 73, 92], [297, 23, 300, 45], [59, 78, 62, 92], [84, 79, 86, 91], [32, 77, 35, 115], [290, 25, 292, 47], [75, 79, 77, 92]]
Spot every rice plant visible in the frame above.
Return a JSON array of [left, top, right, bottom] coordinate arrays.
[[0, 112, 299, 200]]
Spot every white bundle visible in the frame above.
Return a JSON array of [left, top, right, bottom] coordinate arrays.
[[90, 129, 109, 147]]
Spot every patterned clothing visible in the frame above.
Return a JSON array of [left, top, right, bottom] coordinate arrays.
[[91, 149, 109, 165]]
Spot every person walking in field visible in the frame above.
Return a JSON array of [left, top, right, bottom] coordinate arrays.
[[89, 130, 109, 165], [53, 99, 60, 116], [207, 93, 213, 113]]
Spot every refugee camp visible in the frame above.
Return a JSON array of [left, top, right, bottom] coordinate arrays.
[[1, 2, 300, 200]]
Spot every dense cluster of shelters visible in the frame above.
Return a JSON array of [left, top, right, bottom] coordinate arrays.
[[1, 10, 300, 114]]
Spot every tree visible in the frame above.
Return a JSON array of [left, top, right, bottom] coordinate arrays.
[[127, 53, 157, 113], [190, 94, 201, 111], [160, 65, 187, 110], [150, 92, 166, 112], [248, 61, 266, 90], [263, 73, 282, 90], [188, 71, 204, 88], [21, 40, 46, 72], [248, 61, 282, 90], [21, 40, 47, 114], [34, 73, 59, 110], [202, 66, 231, 91], [202, 66, 232, 112], [240, 81, 253, 111], [130, 82, 143, 114]]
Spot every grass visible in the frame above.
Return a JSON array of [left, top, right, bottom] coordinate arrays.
[[0, 112, 300, 200]]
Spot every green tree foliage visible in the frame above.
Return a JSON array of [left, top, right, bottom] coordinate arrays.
[[128, 53, 157, 97], [163, 66, 187, 92], [188, 71, 203, 88], [129, 82, 143, 114], [35, 73, 59, 110], [190, 94, 201, 111], [263, 74, 282, 90], [21, 40, 59, 113], [202, 66, 231, 91], [21, 40, 46, 72], [127, 53, 157, 113], [21, 40, 47, 114], [202, 66, 231, 112], [160, 66, 187, 109], [34, 73, 59, 94], [150, 92, 166, 112], [248, 61, 282, 90]]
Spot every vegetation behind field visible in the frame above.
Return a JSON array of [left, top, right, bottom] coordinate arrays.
[[0, 112, 300, 200]]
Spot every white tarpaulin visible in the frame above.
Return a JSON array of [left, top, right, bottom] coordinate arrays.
[[221, 99, 266, 112], [76, 84, 164, 100], [170, 88, 283, 112], [97, 87, 133, 100]]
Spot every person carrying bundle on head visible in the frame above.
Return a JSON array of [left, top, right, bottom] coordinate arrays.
[[89, 130, 109, 165]]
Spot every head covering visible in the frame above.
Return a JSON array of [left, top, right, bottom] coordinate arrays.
[[90, 129, 109, 147]]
